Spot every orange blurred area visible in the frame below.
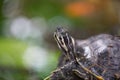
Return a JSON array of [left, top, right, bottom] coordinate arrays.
[[65, 1, 96, 17]]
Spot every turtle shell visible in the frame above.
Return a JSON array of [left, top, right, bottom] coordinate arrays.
[[54, 34, 120, 80]]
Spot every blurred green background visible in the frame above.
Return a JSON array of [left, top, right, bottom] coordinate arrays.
[[0, 0, 120, 80]]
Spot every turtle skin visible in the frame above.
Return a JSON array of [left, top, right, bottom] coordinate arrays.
[[54, 34, 120, 80]]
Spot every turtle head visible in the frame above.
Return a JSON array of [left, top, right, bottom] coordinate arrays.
[[54, 27, 76, 55]]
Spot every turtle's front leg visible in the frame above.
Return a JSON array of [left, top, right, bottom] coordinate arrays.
[[73, 68, 104, 80], [72, 69, 89, 80], [74, 59, 104, 80]]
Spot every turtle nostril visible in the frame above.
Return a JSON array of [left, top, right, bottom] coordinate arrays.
[[57, 27, 63, 32], [57, 27, 61, 30]]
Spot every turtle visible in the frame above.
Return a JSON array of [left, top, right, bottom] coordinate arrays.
[[44, 27, 120, 80]]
